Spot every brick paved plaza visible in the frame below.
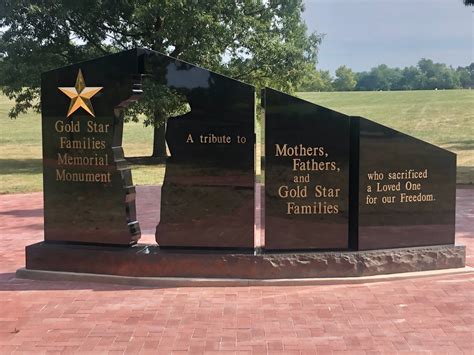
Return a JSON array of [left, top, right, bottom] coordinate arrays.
[[0, 187, 473, 354]]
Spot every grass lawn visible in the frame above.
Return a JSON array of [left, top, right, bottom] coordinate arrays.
[[0, 90, 472, 194], [298, 90, 473, 184], [0, 93, 162, 194]]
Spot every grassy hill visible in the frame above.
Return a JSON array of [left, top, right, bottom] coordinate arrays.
[[298, 90, 473, 185], [0, 90, 472, 194]]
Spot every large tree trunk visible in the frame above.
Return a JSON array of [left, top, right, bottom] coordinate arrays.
[[152, 123, 167, 157], [151, 111, 167, 158]]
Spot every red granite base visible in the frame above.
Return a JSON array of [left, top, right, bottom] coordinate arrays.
[[24, 242, 465, 279]]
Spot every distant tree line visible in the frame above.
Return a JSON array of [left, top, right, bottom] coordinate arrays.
[[1, 56, 472, 93], [299, 59, 474, 92]]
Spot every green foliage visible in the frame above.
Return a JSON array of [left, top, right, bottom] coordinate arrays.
[[298, 69, 333, 92], [125, 79, 190, 127], [0, 0, 321, 119], [397, 66, 423, 90], [333, 65, 356, 91], [356, 60, 472, 91], [299, 59, 473, 92], [417, 59, 459, 89], [356, 65, 401, 91], [457, 65, 474, 88]]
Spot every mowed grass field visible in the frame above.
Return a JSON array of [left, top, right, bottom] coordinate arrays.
[[299, 90, 473, 184], [0, 90, 472, 194], [0, 92, 162, 194]]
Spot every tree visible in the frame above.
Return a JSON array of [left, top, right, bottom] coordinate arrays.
[[356, 65, 390, 91], [417, 58, 460, 89], [333, 65, 356, 91], [397, 66, 422, 90], [0, 0, 321, 156], [456, 64, 474, 89], [0, 59, 4, 87], [298, 68, 333, 92], [457, 68, 471, 88]]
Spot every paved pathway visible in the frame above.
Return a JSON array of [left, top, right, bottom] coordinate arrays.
[[0, 187, 473, 354]]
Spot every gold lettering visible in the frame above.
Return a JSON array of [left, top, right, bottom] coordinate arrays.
[[186, 134, 194, 143], [278, 185, 307, 198], [276, 144, 288, 157], [275, 144, 325, 157], [387, 169, 428, 180], [293, 174, 310, 183], [314, 185, 340, 198], [286, 201, 339, 215], [400, 192, 435, 203], [55, 120, 80, 133], [199, 133, 232, 144], [56, 168, 111, 183], [57, 153, 108, 166], [292, 158, 337, 172], [58, 136, 106, 150], [87, 121, 110, 133]]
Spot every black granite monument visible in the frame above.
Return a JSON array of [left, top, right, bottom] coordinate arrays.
[[40, 48, 255, 248], [41, 50, 142, 245], [263, 88, 350, 250], [140, 52, 255, 249], [352, 117, 456, 250], [20, 48, 464, 282], [263, 89, 457, 252]]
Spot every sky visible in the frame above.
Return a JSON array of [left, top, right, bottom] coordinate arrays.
[[302, 0, 473, 73]]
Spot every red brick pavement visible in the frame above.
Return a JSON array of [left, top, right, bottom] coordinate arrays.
[[0, 187, 473, 354]]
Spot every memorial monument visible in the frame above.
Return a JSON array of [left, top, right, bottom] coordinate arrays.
[[264, 88, 350, 250], [42, 51, 142, 245], [19, 48, 465, 282], [263, 89, 457, 252]]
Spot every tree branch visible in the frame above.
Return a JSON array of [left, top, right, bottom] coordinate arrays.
[[65, 15, 108, 55]]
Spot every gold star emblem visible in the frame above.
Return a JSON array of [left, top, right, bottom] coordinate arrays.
[[58, 69, 103, 117]]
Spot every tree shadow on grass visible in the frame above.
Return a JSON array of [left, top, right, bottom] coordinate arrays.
[[457, 166, 474, 185], [443, 140, 474, 151], [0, 159, 42, 175]]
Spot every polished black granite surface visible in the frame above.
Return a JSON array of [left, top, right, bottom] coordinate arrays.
[[39, 48, 456, 253], [352, 117, 456, 250], [41, 49, 142, 245], [263, 88, 350, 250], [41, 48, 255, 248], [139, 52, 255, 248]]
